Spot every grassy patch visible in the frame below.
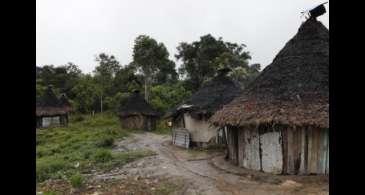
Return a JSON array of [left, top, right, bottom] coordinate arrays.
[[36, 112, 154, 184], [69, 172, 84, 188], [154, 120, 172, 135]]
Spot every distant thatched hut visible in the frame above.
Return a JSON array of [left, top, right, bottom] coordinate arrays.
[[36, 87, 71, 128], [118, 90, 160, 131], [165, 68, 242, 147], [210, 19, 329, 175]]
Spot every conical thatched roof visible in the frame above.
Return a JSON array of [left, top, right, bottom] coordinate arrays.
[[210, 19, 329, 128], [119, 90, 160, 117], [165, 69, 243, 119], [36, 87, 70, 116]]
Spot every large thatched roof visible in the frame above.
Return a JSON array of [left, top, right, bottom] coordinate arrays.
[[36, 87, 71, 116], [119, 90, 160, 117], [165, 68, 243, 119], [210, 19, 329, 128]]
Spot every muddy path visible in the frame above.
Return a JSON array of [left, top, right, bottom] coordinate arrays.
[[95, 132, 328, 195]]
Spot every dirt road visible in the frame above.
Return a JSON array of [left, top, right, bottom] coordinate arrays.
[[97, 132, 328, 195]]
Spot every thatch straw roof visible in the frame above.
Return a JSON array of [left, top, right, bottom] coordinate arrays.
[[165, 68, 243, 119], [119, 90, 160, 117], [210, 19, 329, 128], [36, 87, 71, 116]]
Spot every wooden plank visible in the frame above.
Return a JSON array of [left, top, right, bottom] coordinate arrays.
[[307, 128, 313, 173], [299, 127, 307, 174], [283, 128, 290, 174], [287, 127, 303, 175], [238, 128, 245, 167], [325, 129, 329, 174], [318, 128, 329, 174], [243, 128, 261, 171], [293, 127, 302, 174]]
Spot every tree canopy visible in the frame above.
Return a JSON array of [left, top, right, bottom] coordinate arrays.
[[36, 34, 261, 114]]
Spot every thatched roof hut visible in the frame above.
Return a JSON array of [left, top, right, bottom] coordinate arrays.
[[36, 87, 71, 128], [166, 68, 242, 120], [211, 19, 329, 128], [118, 90, 160, 131], [166, 68, 243, 147], [210, 19, 329, 175]]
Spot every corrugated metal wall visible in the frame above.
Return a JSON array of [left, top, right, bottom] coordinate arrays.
[[172, 128, 190, 148]]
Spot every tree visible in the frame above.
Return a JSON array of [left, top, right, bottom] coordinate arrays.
[[132, 35, 174, 102], [93, 53, 121, 112], [154, 60, 178, 85], [150, 82, 192, 112], [71, 75, 99, 113], [112, 63, 142, 94], [176, 34, 252, 91]]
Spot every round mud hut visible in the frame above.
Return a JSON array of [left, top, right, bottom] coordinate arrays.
[[36, 87, 71, 128], [165, 68, 243, 148], [210, 19, 329, 175], [118, 90, 160, 131]]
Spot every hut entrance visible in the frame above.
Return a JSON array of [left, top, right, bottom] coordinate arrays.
[[145, 117, 152, 131], [260, 129, 283, 174]]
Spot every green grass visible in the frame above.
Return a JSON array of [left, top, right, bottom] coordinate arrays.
[[69, 172, 84, 188], [154, 120, 172, 135], [36, 112, 155, 184]]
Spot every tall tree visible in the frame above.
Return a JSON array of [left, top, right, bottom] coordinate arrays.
[[93, 53, 121, 112], [112, 63, 143, 93], [176, 34, 252, 91], [132, 35, 173, 102]]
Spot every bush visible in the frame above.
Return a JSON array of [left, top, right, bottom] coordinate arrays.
[[69, 172, 84, 188], [95, 136, 114, 148], [36, 157, 68, 182], [74, 116, 85, 122], [93, 149, 113, 163]]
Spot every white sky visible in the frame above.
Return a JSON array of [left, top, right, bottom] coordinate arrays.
[[36, 0, 329, 74]]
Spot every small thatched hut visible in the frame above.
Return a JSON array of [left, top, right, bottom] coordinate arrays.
[[118, 90, 160, 131], [36, 87, 71, 128], [165, 68, 243, 147], [210, 19, 329, 175]]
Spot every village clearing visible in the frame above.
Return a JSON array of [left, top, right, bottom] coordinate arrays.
[[37, 113, 328, 195]]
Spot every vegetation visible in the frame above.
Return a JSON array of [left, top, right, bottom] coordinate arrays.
[[36, 34, 260, 115], [36, 112, 155, 183], [69, 172, 84, 188]]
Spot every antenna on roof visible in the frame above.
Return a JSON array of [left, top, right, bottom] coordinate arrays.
[[301, 2, 328, 20]]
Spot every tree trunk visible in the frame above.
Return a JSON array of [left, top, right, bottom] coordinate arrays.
[[144, 76, 149, 103], [100, 95, 103, 112]]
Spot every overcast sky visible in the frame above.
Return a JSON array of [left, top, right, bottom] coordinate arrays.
[[36, 0, 329, 74]]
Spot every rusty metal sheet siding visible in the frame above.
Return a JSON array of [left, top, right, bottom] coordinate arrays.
[[243, 128, 261, 171], [260, 130, 283, 174]]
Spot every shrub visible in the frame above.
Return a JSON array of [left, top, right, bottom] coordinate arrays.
[[93, 149, 113, 163], [36, 157, 68, 182], [69, 172, 84, 188], [43, 190, 58, 195], [95, 136, 114, 148], [74, 116, 85, 122]]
